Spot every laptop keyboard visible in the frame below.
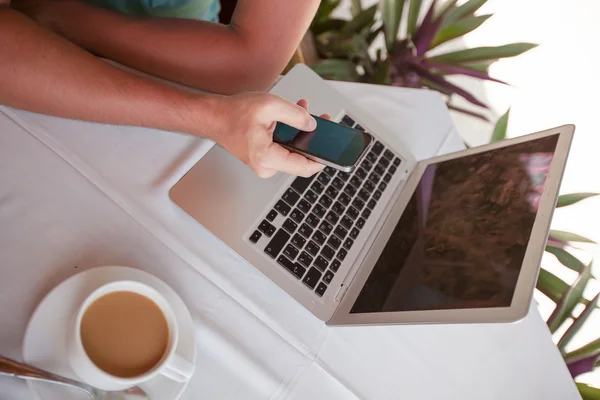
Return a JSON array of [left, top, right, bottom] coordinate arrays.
[[249, 115, 402, 298]]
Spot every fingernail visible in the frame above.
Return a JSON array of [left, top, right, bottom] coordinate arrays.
[[308, 116, 317, 131]]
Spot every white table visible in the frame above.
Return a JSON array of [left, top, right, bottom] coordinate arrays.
[[0, 81, 580, 400]]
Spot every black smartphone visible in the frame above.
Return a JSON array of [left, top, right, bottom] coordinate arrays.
[[273, 115, 374, 172]]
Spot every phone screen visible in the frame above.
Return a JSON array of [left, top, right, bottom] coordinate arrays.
[[274, 115, 373, 167]]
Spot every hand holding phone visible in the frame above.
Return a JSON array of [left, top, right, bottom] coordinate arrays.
[[274, 115, 374, 172]]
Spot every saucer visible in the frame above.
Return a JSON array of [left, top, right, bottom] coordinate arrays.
[[22, 266, 197, 400]]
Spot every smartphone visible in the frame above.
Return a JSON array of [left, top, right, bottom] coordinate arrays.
[[273, 115, 374, 172]]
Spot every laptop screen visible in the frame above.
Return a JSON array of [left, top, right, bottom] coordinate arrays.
[[350, 134, 560, 314]]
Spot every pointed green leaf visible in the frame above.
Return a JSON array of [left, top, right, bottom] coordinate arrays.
[[557, 193, 599, 208], [407, 0, 423, 36], [565, 337, 600, 364], [443, 0, 488, 26], [314, 0, 342, 24], [461, 59, 497, 73], [429, 43, 538, 64], [421, 77, 453, 95], [490, 108, 509, 142], [546, 261, 593, 333], [545, 246, 586, 273], [536, 268, 569, 303], [576, 383, 600, 400], [311, 59, 359, 81], [351, 0, 363, 16], [381, 0, 406, 51], [311, 19, 347, 35], [341, 4, 378, 35], [435, 0, 459, 20], [430, 14, 491, 49], [558, 292, 600, 351], [549, 230, 596, 244]]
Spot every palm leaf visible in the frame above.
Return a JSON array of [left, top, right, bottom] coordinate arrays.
[[407, 0, 423, 37], [430, 14, 492, 49], [443, 0, 488, 26], [565, 337, 600, 364], [558, 292, 600, 351], [491, 108, 509, 141], [545, 246, 586, 273], [381, 0, 406, 51], [429, 43, 538, 64], [549, 230, 596, 244], [556, 193, 599, 208], [546, 261, 593, 333]]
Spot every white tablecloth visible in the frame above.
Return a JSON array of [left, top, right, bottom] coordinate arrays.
[[0, 81, 580, 400]]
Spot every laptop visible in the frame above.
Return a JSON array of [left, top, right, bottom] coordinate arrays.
[[169, 64, 573, 326]]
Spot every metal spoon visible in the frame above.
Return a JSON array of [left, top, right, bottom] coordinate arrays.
[[0, 355, 149, 399]]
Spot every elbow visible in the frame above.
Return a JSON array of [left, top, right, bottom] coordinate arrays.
[[217, 62, 283, 94]]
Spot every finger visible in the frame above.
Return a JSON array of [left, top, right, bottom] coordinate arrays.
[[262, 95, 317, 132], [296, 99, 309, 110], [320, 113, 332, 120], [261, 143, 324, 177]]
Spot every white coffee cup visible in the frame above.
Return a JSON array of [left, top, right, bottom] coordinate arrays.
[[67, 280, 194, 391]]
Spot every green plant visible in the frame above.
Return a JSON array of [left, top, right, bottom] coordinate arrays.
[[309, 0, 538, 121], [492, 113, 600, 398]]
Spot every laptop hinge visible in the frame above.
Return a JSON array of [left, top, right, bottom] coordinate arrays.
[[334, 284, 349, 302]]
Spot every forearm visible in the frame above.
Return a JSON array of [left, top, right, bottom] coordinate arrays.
[[0, 8, 222, 138]]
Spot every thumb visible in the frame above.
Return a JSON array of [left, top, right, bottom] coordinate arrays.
[[262, 95, 317, 132]]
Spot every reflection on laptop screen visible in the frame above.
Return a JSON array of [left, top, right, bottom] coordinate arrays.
[[351, 135, 560, 314]]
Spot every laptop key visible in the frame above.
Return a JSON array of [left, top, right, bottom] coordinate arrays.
[[319, 220, 334, 235], [363, 180, 376, 193], [290, 209, 305, 224], [264, 229, 290, 259], [344, 238, 354, 250], [323, 166, 337, 177], [282, 188, 300, 206], [305, 213, 319, 228], [331, 259, 341, 272], [258, 220, 275, 236], [379, 157, 390, 169], [328, 235, 342, 250], [354, 124, 365, 131], [368, 172, 381, 184], [298, 251, 314, 268], [355, 168, 367, 180], [331, 201, 345, 215], [282, 218, 298, 234], [313, 204, 326, 218], [356, 218, 366, 229], [306, 241, 320, 257], [372, 141, 384, 155], [334, 225, 348, 239], [305, 190, 318, 204], [338, 172, 351, 182], [358, 189, 370, 202], [341, 115, 355, 126], [343, 184, 357, 197], [312, 230, 326, 246], [266, 210, 278, 222], [303, 267, 322, 289], [366, 151, 378, 164], [383, 149, 394, 160], [317, 172, 331, 185], [250, 230, 262, 244], [393, 157, 401, 166], [290, 175, 315, 194], [325, 211, 339, 225], [291, 233, 306, 249], [311, 181, 325, 194], [323, 270, 334, 285], [315, 282, 328, 297], [337, 248, 348, 261], [389, 165, 397, 175], [361, 159, 373, 171], [378, 182, 387, 192], [297, 199, 312, 214], [332, 177, 345, 191], [374, 164, 386, 176], [274, 200, 291, 216], [325, 186, 339, 200], [299, 223, 314, 238], [367, 199, 377, 209], [314, 255, 329, 271], [341, 215, 353, 230], [350, 176, 363, 189], [321, 245, 335, 260], [338, 193, 351, 207], [347, 207, 359, 220], [350, 227, 360, 239], [352, 198, 365, 211], [383, 173, 392, 184], [318, 195, 333, 208], [278, 256, 306, 279], [373, 190, 382, 200], [284, 244, 299, 260]]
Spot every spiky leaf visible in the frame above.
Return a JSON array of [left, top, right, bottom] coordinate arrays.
[[545, 246, 586, 273], [549, 230, 596, 244], [314, 0, 342, 24], [424, 61, 507, 83], [435, 0, 459, 20], [576, 383, 600, 400], [557, 193, 599, 208], [407, 0, 422, 36], [381, 0, 405, 51], [311, 19, 346, 35], [429, 43, 538, 64], [341, 4, 378, 35], [444, 0, 488, 26], [536, 268, 569, 303], [430, 14, 492, 49], [558, 292, 600, 351], [312, 59, 359, 81], [351, 0, 363, 16], [564, 337, 600, 364], [491, 108, 509, 141]]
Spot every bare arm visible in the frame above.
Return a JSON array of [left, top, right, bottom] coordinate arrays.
[[14, 0, 320, 94]]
